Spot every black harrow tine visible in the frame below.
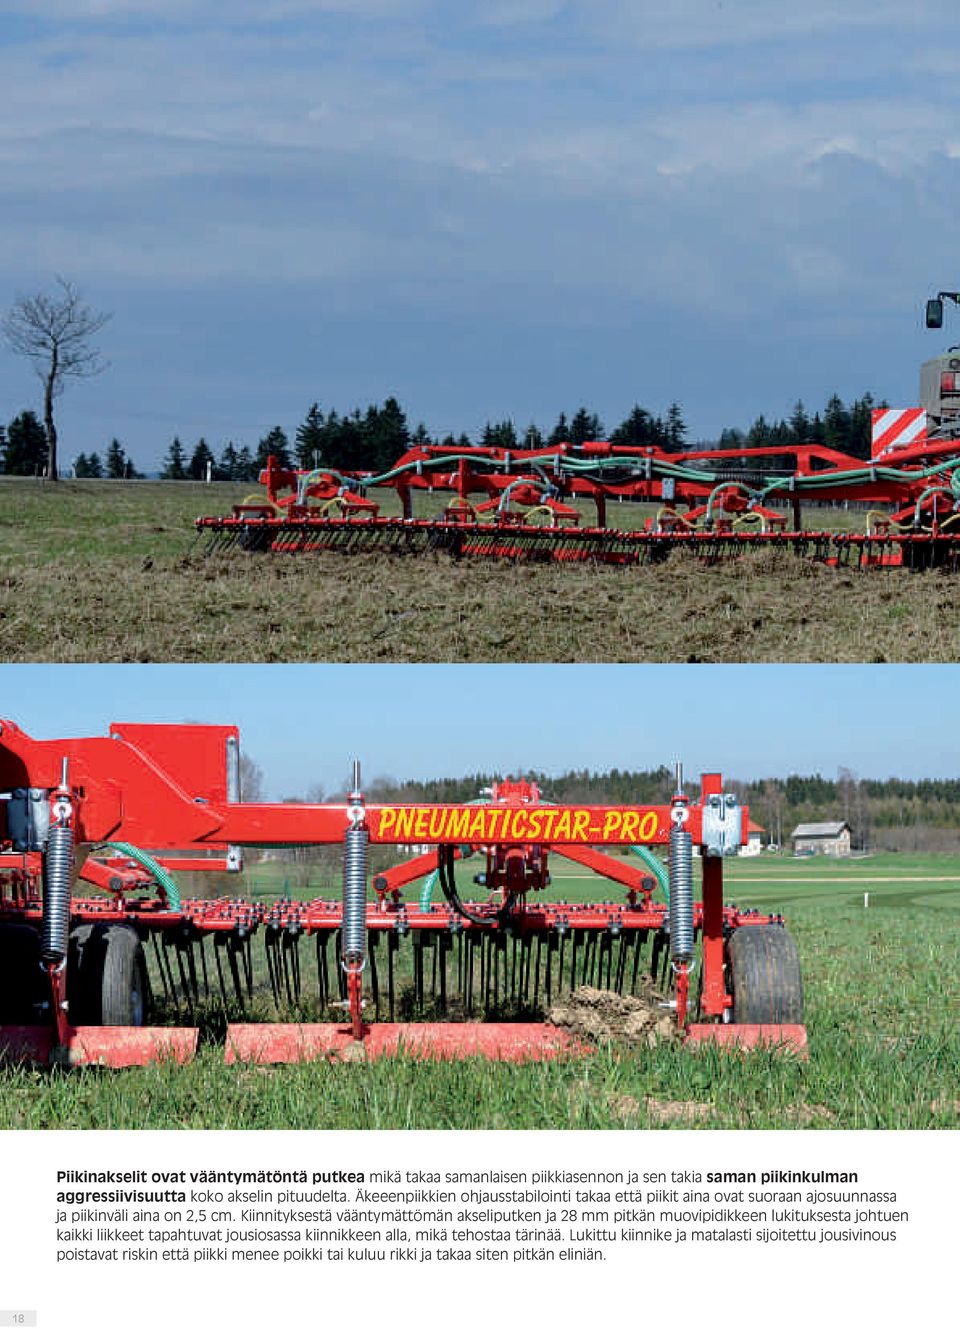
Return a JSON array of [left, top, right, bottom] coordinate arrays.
[[150, 933, 172, 1006], [368, 933, 380, 1019], [265, 932, 281, 1005], [212, 935, 228, 1005], [388, 931, 398, 1020]]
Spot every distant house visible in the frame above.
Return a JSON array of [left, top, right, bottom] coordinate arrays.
[[790, 821, 852, 857], [740, 818, 766, 857]]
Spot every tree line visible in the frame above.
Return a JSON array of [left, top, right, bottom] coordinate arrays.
[[0, 390, 883, 480], [334, 766, 960, 855]]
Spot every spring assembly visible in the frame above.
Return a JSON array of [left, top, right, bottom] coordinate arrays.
[[668, 824, 694, 965], [341, 823, 369, 966], [41, 816, 74, 966]]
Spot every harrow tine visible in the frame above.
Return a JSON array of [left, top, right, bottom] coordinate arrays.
[[368, 933, 380, 1018]]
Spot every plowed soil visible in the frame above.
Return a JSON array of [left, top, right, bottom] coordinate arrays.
[[3, 480, 960, 661]]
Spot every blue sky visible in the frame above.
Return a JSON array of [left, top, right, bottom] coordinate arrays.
[[0, 664, 952, 798], [1, 3, 958, 469]]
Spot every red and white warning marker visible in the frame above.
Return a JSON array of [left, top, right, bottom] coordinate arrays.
[[871, 408, 927, 458]]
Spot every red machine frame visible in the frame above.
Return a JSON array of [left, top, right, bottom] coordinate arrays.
[[0, 720, 805, 1065]]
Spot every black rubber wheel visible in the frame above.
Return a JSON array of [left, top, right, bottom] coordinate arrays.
[[68, 924, 149, 1026], [0, 924, 45, 1022], [726, 925, 803, 1024]]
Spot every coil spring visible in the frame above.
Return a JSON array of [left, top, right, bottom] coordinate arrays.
[[41, 820, 74, 966], [341, 824, 369, 966], [668, 825, 694, 964]]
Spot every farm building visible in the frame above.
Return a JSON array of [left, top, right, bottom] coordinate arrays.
[[739, 819, 766, 857], [790, 821, 852, 857]]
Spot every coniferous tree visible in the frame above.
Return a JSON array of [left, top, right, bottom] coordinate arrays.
[[162, 436, 188, 480], [219, 441, 239, 480], [789, 400, 810, 443], [848, 393, 875, 459], [295, 403, 325, 468], [823, 394, 851, 451], [189, 438, 216, 480], [610, 405, 655, 448], [86, 450, 103, 478], [666, 402, 687, 448], [105, 438, 128, 478], [522, 423, 544, 450], [482, 420, 517, 449], [3, 410, 48, 475], [411, 422, 432, 449], [365, 397, 410, 472], [235, 444, 257, 482], [570, 408, 603, 446], [256, 426, 291, 471], [548, 412, 571, 446], [73, 452, 90, 477]]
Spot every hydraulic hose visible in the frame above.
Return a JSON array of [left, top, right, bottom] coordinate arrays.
[[629, 845, 670, 902], [95, 842, 182, 911], [437, 845, 496, 927]]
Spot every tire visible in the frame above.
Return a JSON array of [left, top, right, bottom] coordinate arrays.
[[727, 925, 803, 1024], [0, 924, 45, 1022], [68, 924, 149, 1026]]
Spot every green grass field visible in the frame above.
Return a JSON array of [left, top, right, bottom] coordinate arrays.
[[2, 852, 957, 1130], [3, 477, 960, 662]]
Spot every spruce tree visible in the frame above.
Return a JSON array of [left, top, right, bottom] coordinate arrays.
[[219, 442, 239, 481], [548, 412, 571, 446], [105, 438, 127, 478], [295, 403, 325, 468], [570, 408, 603, 446], [666, 402, 687, 448], [3, 410, 48, 475], [236, 445, 257, 481], [522, 423, 544, 450], [789, 400, 810, 444], [610, 406, 654, 448], [86, 451, 103, 478], [255, 426, 291, 471], [189, 438, 216, 480], [162, 436, 187, 480]]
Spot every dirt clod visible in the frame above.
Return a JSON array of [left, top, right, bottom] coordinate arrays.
[[610, 1092, 713, 1124], [547, 983, 679, 1047]]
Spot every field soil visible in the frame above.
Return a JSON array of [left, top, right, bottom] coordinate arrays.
[[3, 478, 960, 661], [548, 983, 680, 1046]]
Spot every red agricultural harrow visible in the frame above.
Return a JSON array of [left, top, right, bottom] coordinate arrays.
[[0, 720, 805, 1067], [196, 300, 960, 569], [194, 426, 960, 571]]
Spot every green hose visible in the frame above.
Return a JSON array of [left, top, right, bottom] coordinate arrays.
[[95, 842, 181, 911], [419, 869, 440, 910], [630, 845, 670, 902]]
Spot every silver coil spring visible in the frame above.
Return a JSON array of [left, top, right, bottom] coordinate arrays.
[[41, 821, 74, 965], [668, 825, 694, 965], [341, 824, 369, 965]]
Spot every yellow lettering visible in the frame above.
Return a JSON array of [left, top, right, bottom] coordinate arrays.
[[621, 810, 640, 840], [572, 810, 590, 841], [602, 810, 622, 841], [639, 811, 659, 842], [447, 808, 471, 842], [394, 808, 415, 841], [468, 810, 489, 840], [377, 807, 397, 836]]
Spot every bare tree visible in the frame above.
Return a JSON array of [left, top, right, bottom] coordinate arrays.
[[2, 276, 111, 480]]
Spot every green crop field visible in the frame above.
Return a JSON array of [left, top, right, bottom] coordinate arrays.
[[2, 852, 957, 1131], [3, 478, 960, 663]]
